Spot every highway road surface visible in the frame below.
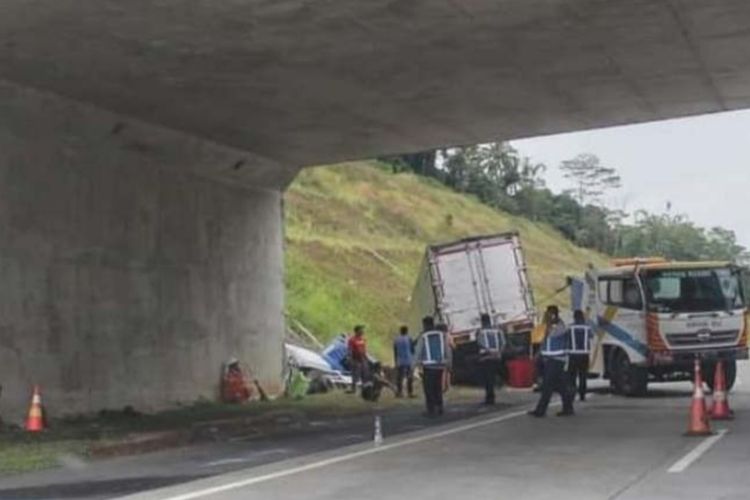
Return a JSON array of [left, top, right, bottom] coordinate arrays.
[[115, 367, 750, 500], [2, 369, 749, 500]]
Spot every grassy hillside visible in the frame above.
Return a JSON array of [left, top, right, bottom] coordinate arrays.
[[284, 161, 608, 359]]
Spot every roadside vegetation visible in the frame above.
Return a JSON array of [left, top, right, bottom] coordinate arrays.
[[382, 145, 749, 262], [285, 161, 608, 359]]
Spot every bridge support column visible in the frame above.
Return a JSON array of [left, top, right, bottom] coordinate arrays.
[[0, 82, 294, 421]]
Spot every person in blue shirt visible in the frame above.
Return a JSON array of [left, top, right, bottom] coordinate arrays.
[[476, 313, 505, 405], [567, 310, 594, 401], [529, 305, 574, 417], [393, 325, 415, 398]]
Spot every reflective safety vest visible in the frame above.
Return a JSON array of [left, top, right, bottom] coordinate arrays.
[[568, 324, 593, 355], [477, 328, 504, 354], [541, 324, 568, 358], [420, 330, 447, 365]]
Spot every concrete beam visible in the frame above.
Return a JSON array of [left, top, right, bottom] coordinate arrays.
[[0, 81, 291, 420], [2, 1, 750, 165]]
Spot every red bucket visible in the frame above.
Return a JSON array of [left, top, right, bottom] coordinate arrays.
[[506, 358, 536, 388]]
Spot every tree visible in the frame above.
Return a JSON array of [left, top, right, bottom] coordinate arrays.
[[379, 146, 746, 262], [705, 227, 750, 262], [380, 150, 438, 177], [616, 212, 749, 263], [560, 153, 621, 206], [401, 151, 438, 177]]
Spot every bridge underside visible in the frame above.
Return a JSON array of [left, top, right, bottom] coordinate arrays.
[[2, 0, 750, 418], [3, 0, 750, 165]]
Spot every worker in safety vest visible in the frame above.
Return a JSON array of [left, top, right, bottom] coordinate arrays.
[[476, 313, 505, 405], [393, 325, 415, 398], [528, 305, 574, 417], [533, 305, 566, 391], [414, 316, 452, 417], [567, 309, 593, 401]]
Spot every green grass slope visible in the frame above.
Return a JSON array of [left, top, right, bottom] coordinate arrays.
[[285, 161, 608, 359]]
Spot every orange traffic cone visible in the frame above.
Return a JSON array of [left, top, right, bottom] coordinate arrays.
[[710, 361, 733, 420], [685, 359, 712, 436], [25, 385, 45, 432]]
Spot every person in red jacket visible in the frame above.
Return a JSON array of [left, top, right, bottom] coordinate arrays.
[[221, 359, 252, 403], [347, 325, 369, 394]]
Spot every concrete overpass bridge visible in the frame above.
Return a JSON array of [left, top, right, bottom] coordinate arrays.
[[1, 0, 749, 419]]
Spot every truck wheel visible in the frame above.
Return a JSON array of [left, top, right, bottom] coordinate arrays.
[[614, 350, 648, 397], [609, 376, 619, 394], [607, 349, 623, 394], [705, 360, 737, 392]]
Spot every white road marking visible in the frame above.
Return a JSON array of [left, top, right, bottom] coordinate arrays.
[[667, 429, 728, 473], [151, 408, 535, 500]]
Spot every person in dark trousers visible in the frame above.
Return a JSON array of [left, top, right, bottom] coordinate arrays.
[[414, 317, 452, 417], [477, 313, 505, 405], [534, 305, 566, 391], [567, 310, 593, 401], [529, 306, 574, 417], [347, 325, 369, 394], [393, 325, 415, 398]]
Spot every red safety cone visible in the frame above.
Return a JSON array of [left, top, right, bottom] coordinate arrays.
[[685, 359, 712, 436], [710, 360, 733, 420], [25, 385, 45, 433]]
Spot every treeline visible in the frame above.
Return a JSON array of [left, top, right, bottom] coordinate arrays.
[[382, 144, 749, 264]]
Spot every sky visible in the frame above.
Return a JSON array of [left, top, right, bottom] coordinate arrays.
[[511, 109, 750, 248]]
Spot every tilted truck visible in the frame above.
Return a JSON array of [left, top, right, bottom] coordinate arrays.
[[408, 233, 536, 382], [570, 258, 749, 396]]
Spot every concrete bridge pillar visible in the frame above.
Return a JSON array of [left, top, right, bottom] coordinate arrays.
[[0, 81, 296, 421]]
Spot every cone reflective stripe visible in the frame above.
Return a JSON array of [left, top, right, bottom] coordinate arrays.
[[25, 385, 44, 432], [685, 359, 712, 436], [710, 360, 733, 420]]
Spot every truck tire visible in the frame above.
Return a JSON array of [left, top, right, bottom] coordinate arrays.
[[704, 360, 737, 392], [606, 348, 623, 395], [614, 350, 648, 397]]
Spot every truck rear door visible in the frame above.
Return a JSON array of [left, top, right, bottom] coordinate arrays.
[[432, 235, 534, 336], [479, 237, 534, 324], [432, 245, 484, 335]]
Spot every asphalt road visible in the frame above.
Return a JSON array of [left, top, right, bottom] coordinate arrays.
[[117, 367, 750, 500], [3, 369, 749, 500], [0, 393, 521, 500]]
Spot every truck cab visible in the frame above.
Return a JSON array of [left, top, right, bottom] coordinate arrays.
[[574, 258, 748, 396]]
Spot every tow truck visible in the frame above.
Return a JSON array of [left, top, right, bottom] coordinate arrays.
[[571, 258, 748, 396]]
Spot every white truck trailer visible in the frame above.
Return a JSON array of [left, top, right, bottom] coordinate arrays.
[[408, 233, 536, 382]]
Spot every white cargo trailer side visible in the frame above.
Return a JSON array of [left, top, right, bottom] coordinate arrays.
[[408, 232, 536, 381]]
